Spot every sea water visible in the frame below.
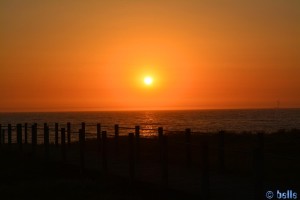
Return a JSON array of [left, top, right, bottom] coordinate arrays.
[[0, 109, 299, 139]]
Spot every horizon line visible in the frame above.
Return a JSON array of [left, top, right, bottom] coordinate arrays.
[[1, 107, 299, 113]]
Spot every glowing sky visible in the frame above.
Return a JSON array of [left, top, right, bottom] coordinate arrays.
[[1, 0, 299, 111]]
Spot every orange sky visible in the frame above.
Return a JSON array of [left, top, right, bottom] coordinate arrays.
[[1, 0, 300, 112]]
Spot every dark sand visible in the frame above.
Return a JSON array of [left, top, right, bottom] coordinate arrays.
[[1, 129, 299, 200]]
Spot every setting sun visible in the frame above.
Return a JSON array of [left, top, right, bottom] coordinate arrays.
[[144, 76, 153, 86]]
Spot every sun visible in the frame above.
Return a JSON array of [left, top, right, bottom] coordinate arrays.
[[144, 76, 153, 85]]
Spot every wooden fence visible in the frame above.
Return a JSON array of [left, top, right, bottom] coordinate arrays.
[[0, 122, 268, 200]]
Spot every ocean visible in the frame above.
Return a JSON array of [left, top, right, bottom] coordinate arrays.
[[0, 109, 299, 139]]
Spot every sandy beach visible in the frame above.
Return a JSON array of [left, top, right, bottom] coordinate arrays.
[[1, 129, 299, 199]]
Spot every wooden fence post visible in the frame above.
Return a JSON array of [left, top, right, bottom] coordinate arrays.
[[44, 123, 50, 160], [218, 131, 225, 173], [114, 124, 119, 155], [61, 128, 66, 162], [32, 124, 37, 156], [8, 124, 12, 145], [162, 135, 168, 188], [253, 147, 264, 200], [254, 132, 264, 200], [55, 123, 59, 147], [24, 123, 28, 144], [102, 131, 108, 174], [17, 124, 22, 150], [80, 122, 86, 173], [158, 127, 163, 162], [78, 128, 81, 142], [129, 132, 135, 185], [158, 127, 163, 140], [67, 122, 71, 145], [81, 122, 86, 136], [135, 126, 140, 163], [96, 123, 101, 167], [0, 124, 2, 145], [78, 129, 82, 171], [257, 132, 264, 150], [185, 128, 192, 167], [201, 140, 210, 200], [0, 125, 3, 146], [97, 123, 101, 144], [2, 130, 5, 144]]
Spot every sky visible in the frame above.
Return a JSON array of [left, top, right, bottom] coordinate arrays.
[[1, 0, 299, 112]]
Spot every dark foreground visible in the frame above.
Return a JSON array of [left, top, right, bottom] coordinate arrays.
[[0, 130, 300, 200], [0, 151, 198, 200]]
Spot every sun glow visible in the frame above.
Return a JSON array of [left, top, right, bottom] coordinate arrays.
[[144, 76, 153, 85]]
